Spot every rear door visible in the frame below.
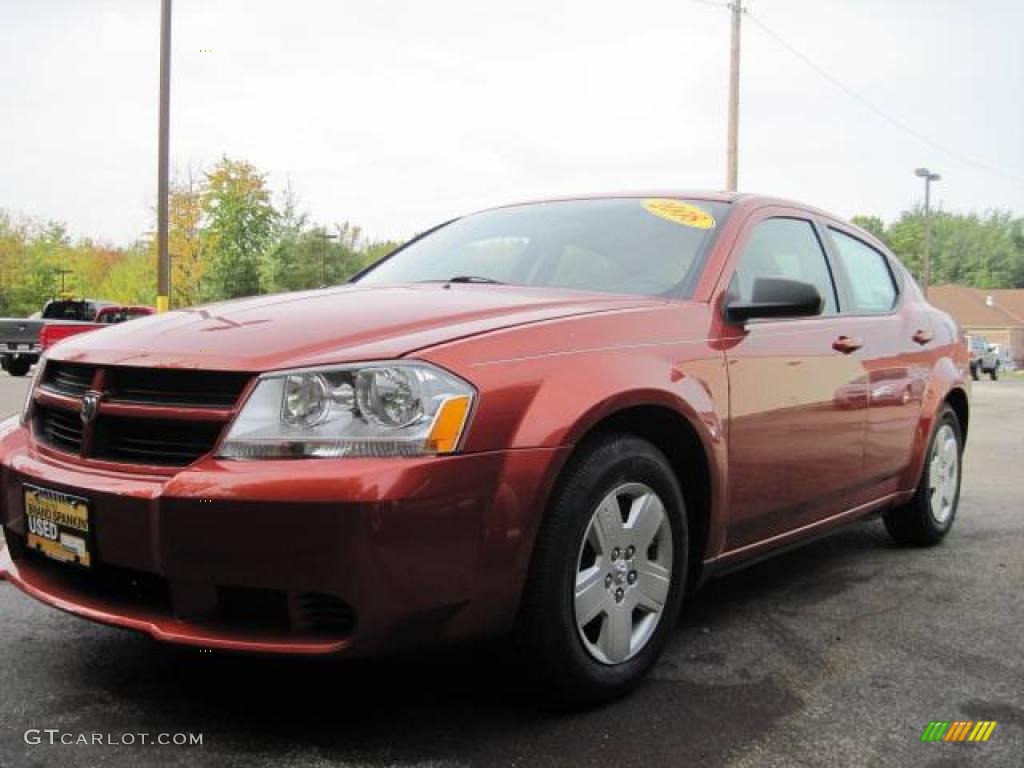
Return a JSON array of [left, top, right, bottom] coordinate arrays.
[[823, 224, 931, 498], [722, 209, 869, 550]]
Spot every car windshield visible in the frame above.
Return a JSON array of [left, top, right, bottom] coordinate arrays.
[[355, 197, 728, 298]]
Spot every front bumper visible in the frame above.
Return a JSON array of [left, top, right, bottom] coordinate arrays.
[[0, 425, 566, 655]]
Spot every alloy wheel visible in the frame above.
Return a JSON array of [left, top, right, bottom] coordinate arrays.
[[573, 482, 674, 665], [928, 423, 959, 525]]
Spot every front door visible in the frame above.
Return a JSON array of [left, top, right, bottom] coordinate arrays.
[[721, 212, 868, 550]]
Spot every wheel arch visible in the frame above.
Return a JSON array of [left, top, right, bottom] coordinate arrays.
[[945, 386, 969, 443], [900, 357, 970, 490], [560, 399, 720, 588]]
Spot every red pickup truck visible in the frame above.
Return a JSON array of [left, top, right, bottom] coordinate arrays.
[[39, 306, 154, 351]]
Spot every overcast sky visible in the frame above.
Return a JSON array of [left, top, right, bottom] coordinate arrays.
[[2, 0, 1022, 245]]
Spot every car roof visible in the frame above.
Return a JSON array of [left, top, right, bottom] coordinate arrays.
[[484, 190, 843, 220]]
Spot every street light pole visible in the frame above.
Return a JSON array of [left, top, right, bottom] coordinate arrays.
[[915, 167, 941, 297], [156, 0, 172, 313], [318, 231, 339, 286]]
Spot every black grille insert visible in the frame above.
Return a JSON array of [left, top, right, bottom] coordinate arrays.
[[20, 551, 173, 613], [43, 362, 96, 397], [94, 416, 225, 466], [294, 592, 357, 634], [34, 405, 83, 454], [11, 545, 355, 640], [217, 586, 291, 631], [106, 367, 250, 409]]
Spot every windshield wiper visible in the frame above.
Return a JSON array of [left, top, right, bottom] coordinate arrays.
[[445, 275, 505, 284]]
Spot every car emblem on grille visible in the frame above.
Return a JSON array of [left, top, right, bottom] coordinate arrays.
[[80, 392, 101, 425]]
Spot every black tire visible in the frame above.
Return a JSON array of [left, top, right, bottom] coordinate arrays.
[[517, 434, 688, 706], [883, 405, 963, 547], [6, 357, 30, 377], [989, 365, 998, 381], [969, 363, 979, 381]]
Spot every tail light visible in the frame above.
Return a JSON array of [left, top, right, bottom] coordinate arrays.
[[39, 325, 57, 350]]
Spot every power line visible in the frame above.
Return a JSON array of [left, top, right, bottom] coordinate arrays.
[[743, 10, 1024, 184]]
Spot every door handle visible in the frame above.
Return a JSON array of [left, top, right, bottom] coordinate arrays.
[[832, 336, 863, 354], [912, 329, 933, 345]]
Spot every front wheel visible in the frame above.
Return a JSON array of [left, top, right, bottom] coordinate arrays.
[[989, 365, 999, 381], [969, 363, 979, 381], [517, 434, 687, 705], [884, 405, 963, 546]]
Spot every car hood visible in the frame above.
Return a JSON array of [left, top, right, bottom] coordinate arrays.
[[50, 284, 661, 372]]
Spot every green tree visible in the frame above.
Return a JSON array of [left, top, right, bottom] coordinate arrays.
[[200, 156, 277, 300], [851, 215, 886, 241], [265, 184, 311, 292], [853, 207, 1024, 289]]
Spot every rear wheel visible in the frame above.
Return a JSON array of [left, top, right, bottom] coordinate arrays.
[[884, 405, 962, 546], [6, 357, 30, 377], [989, 365, 999, 381], [518, 434, 687, 705]]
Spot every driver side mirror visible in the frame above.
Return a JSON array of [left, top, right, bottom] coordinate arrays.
[[725, 277, 824, 325]]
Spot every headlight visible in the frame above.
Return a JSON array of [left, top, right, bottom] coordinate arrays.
[[217, 362, 475, 459], [20, 354, 47, 427]]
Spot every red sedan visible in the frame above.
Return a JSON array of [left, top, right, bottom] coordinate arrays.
[[0, 193, 968, 703]]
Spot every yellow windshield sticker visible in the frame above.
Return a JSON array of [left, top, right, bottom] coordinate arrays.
[[643, 199, 715, 229]]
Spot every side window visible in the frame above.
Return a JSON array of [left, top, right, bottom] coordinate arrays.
[[732, 218, 838, 314], [828, 229, 898, 313]]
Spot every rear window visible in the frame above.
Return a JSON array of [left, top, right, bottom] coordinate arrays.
[[355, 197, 729, 298], [41, 301, 96, 321], [98, 309, 149, 324]]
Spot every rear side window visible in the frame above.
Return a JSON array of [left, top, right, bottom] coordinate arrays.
[[829, 229, 898, 313], [732, 218, 838, 314]]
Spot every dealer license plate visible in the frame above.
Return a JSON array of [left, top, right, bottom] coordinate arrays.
[[23, 484, 92, 568]]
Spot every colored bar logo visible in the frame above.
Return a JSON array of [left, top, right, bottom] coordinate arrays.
[[921, 721, 997, 742]]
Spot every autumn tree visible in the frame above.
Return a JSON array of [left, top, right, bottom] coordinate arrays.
[[95, 242, 157, 305], [0, 159, 406, 316], [168, 170, 204, 308], [200, 156, 276, 300]]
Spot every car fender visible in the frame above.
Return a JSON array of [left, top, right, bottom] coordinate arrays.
[[900, 354, 969, 491], [449, 346, 729, 571]]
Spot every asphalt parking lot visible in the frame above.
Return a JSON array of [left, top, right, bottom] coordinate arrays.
[[0, 372, 1021, 767]]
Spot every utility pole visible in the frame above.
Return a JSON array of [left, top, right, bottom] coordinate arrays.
[[156, 0, 172, 313], [915, 168, 941, 297], [726, 0, 743, 191], [318, 231, 339, 286]]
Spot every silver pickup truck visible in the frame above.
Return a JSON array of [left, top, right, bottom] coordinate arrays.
[[0, 299, 112, 376], [967, 334, 1000, 381]]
